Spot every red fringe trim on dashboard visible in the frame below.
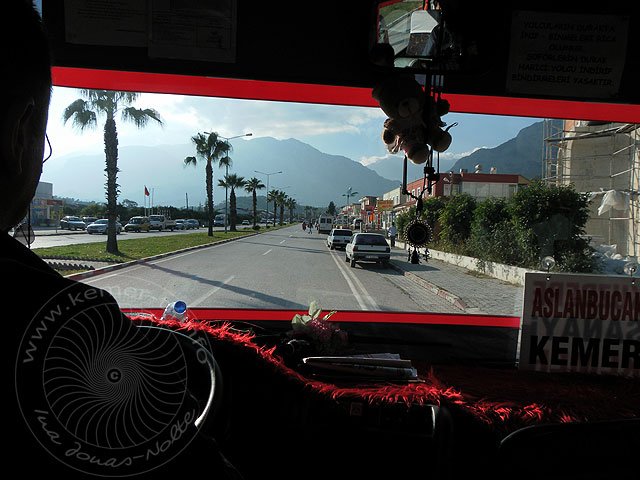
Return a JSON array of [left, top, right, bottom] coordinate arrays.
[[129, 315, 640, 437]]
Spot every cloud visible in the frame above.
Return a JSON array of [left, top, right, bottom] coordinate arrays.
[[359, 146, 488, 168], [359, 153, 395, 166], [438, 146, 488, 161]]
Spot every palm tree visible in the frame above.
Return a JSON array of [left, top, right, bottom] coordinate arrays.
[[244, 177, 265, 227], [276, 191, 288, 225], [63, 89, 163, 253], [218, 174, 246, 231], [285, 197, 297, 223], [267, 189, 279, 227], [184, 132, 231, 236]]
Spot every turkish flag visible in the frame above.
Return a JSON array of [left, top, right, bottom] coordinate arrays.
[[144, 186, 150, 196]]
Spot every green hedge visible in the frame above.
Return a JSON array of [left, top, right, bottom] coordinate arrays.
[[396, 181, 598, 273]]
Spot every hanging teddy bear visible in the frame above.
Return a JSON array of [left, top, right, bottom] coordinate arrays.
[[372, 74, 452, 165]]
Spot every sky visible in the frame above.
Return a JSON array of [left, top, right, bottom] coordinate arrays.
[[41, 86, 541, 204]]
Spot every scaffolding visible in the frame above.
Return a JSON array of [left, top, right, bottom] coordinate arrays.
[[543, 119, 640, 258]]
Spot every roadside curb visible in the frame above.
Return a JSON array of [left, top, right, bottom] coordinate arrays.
[[65, 232, 259, 281], [388, 260, 470, 312]]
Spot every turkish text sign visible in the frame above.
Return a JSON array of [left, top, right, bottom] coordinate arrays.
[[520, 272, 639, 376]]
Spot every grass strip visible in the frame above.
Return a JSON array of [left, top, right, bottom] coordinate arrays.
[[32, 230, 254, 263]]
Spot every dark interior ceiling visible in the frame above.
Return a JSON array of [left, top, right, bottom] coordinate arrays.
[[43, 1, 640, 106]]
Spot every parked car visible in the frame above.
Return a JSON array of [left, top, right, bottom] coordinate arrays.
[[149, 214, 177, 231], [82, 216, 97, 226], [87, 219, 123, 234], [124, 216, 150, 232], [186, 219, 200, 229], [241, 219, 250, 225], [59, 215, 86, 230], [345, 233, 391, 268], [175, 219, 187, 230], [327, 228, 353, 250]]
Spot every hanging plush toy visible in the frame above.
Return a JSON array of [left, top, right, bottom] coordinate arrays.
[[372, 74, 452, 165]]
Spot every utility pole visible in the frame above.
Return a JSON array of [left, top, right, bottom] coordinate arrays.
[[255, 170, 282, 226]]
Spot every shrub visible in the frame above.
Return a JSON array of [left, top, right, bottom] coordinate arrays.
[[439, 193, 476, 249], [469, 197, 521, 264], [509, 180, 596, 271]]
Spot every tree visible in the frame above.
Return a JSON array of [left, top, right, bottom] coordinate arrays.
[[327, 201, 336, 215], [244, 177, 266, 227], [267, 189, 279, 227], [439, 193, 477, 249], [218, 174, 246, 231], [184, 131, 231, 236], [508, 180, 595, 272], [285, 197, 297, 223], [63, 89, 162, 253], [275, 191, 288, 225]]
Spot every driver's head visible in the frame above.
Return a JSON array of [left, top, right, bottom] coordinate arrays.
[[0, 1, 52, 232]]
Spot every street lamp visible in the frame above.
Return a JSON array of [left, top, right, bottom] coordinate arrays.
[[342, 187, 358, 222], [219, 133, 252, 232], [255, 170, 282, 226]]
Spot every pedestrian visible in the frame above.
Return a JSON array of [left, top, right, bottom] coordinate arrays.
[[388, 222, 398, 247], [302, 221, 306, 231], [308, 222, 313, 234], [1, 3, 240, 478]]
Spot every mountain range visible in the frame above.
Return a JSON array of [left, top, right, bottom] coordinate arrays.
[[363, 120, 544, 182], [44, 137, 399, 209], [43, 122, 544, 209], [449, 120, 543, 179]]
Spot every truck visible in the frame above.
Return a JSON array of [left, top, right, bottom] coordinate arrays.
[[149, 214, 177, 231]]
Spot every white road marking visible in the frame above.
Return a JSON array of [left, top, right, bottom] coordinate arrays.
[[328, 250, 373, 310], [279, 240, 286, 244], [191, 275, 235, 306], [263, 249, 272, 255], [344, 260, 380, 310]]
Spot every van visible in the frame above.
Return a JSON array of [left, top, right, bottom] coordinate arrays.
[[317, 215, 333, 234]]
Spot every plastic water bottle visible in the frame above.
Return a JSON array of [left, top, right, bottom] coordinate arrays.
[[162, 301, 189, 322]]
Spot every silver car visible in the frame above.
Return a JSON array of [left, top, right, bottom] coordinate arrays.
[[60, 215, 86, 230], [345, 233, 391, 268], [87, 219, 122, 234]]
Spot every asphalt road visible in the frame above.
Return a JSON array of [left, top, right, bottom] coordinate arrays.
[[81, 225, 460, 313]]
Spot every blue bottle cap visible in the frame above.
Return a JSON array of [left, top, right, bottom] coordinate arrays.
[[174, 301, 187, 314]]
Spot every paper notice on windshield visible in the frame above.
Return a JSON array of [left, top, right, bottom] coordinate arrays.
[[148, 0, 237, 63], [506, 11, 628, 98], [63, 0, 237, 62], [64, 0, 147, 47]]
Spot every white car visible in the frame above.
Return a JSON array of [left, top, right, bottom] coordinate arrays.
[[327, 228, 353, 250], [86, 219, 122, 234], [345, 233, 391, 268]]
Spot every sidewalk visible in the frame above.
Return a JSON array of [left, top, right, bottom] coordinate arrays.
[[387, 244, 524, 318]]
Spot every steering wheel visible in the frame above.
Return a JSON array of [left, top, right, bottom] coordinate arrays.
[[135, 325, 226, 439]]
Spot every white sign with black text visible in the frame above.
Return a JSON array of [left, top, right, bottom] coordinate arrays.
[[519, 272, 639, 376]]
